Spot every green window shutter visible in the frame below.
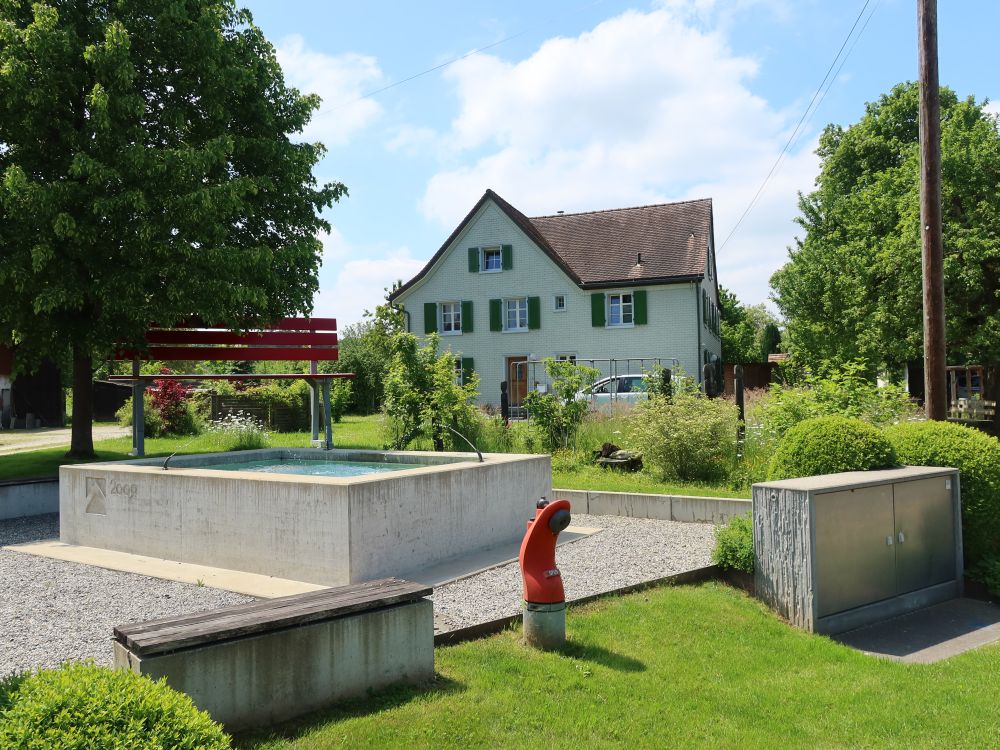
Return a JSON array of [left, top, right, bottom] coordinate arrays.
[[461, 300, 474, 333], [633, 290, 648, 325], [501, 244, 513, 270], [489, 299, 502, 331], [591, 293, 606, 327], [423, 302, 437, 334], [468, 247, 479, 273], [462, 357, 474, 384], [528, 296, 541, 330]]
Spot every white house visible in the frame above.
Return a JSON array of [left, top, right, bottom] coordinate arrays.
[[389, 189, 722, 408]]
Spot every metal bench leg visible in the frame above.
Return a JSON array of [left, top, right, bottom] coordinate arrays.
[[309, 380, 320, 444], [322, 379, 333, 450], [131, 380, 145, 457]]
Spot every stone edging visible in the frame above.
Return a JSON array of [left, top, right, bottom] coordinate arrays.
[[0, 478, 59, 520], [552, 488, 751, 524], [434, 564, 721, 646]]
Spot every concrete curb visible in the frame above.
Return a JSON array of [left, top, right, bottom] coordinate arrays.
[[433, 564, 721, 646], [553, 488, 750, 524], [0, 478, 59, 520]]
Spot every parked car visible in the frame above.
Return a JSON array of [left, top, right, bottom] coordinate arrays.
[[578, 374, 650, 405]]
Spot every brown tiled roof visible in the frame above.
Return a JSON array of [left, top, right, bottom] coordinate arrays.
[[529, 198, 712, 287], [389, 189, 711, 301]]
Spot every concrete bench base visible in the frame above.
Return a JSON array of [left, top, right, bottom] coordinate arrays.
[[114, 586, 434, 732]]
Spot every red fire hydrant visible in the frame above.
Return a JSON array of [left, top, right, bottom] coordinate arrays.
[[519, 498, 572, 649]]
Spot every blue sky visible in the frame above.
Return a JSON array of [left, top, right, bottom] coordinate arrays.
[[240, 0, 999, 327]]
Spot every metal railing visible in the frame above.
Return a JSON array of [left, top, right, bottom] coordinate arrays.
[[505, 356, 678, 418]]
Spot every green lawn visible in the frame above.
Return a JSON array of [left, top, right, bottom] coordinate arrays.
[[552, 464, 748, 498], [0, 415, 749, 499], [241, 583, 999, 750]]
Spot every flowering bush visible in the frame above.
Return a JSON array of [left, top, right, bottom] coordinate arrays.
[[207, 411, 270, 451], [151, 369, 200, 435], [627, 376, 740, 482]]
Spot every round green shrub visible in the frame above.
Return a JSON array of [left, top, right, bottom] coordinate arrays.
[[768, 415, 897, 480], [0, 662, 231, 749], [712, 514, 754, 574], [884, 420, 1000, 566]]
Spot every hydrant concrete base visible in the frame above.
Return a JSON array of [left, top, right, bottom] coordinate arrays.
[[523, 601, 566, 650]]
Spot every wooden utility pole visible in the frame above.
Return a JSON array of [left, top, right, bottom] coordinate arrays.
[[918, 0, 947, 420]]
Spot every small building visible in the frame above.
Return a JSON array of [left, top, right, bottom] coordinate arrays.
[[0, 346, 65, 429], [389, 189, 722, 407]]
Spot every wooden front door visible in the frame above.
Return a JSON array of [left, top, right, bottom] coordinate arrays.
[[506, 356, 528, 406]]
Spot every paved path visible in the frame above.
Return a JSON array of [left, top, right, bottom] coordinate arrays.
[[0, 425, 130, 456], [835, 598, 1000, 663]]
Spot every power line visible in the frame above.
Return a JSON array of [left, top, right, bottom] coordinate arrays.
[[799, 0, 882, 151], [719, 0, 877, 252], [318, 0, 609, 115], [319, 31, 530, 114]]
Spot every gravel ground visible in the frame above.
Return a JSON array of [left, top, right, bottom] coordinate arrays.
[[431, 513, 716, 632], [1, 512, 716, 672], [0, 514, 254, 675]]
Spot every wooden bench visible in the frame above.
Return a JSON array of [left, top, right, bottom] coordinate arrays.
[[114, 578, 434, 732]]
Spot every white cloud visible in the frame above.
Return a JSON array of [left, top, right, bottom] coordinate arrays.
[[985, 99, 1000, 123], [313, 246, 425, 328], [384, 125, 440, 155], [276, 35, 383, 147], [317, 225, 353, 264], [418, 6, 820, 308], [654, 0, 792, 28]]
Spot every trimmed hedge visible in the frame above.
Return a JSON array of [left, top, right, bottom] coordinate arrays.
[[0, 662, 231, 749], [884, 420, 1000, 567], [768, 415, 897, 481]]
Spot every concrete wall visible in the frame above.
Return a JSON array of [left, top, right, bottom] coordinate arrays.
[[0, 479, 59, 520], [61, 449, 550, 585], [395, 199, 720, 405], [555, 488, 749, 524], [115, 599, 434, 732]]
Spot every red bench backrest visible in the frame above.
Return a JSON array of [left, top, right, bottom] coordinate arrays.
[[116, 318, 339, 361]]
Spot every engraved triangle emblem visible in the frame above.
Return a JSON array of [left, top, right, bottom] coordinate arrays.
[[85, 477, 107, 515]]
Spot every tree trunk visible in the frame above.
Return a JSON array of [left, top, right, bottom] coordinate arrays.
[[66, 343, 95, 458]]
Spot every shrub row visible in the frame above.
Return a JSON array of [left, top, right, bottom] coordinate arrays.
[[721, 415, 1000, 593]]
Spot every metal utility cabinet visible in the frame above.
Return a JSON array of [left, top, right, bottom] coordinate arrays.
[[753, 467, 962, 634]]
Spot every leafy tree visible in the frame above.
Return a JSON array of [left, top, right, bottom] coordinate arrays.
[[760, 322, 781, 360], [327, 291, 404, 414], [771, 82, 1000, 374], [719, 286, 781, 363], [522, 358, 600, 452], [382, 333, 480, 451], [0, 1, 343, 456]]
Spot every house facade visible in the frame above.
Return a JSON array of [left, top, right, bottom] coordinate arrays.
[[389, 189, 722, 408]]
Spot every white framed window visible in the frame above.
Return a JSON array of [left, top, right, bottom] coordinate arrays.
[[481, 246, 502, 272], [553, 294, 566, 312], [504, 297, 528, 331], [440, 301, 462, 335], [608, 293, 634, 327], [454, 359, 464, 385], [555, 353, 577, 364]]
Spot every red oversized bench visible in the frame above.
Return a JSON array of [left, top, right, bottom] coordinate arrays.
[[110, 317, 353, 456]]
